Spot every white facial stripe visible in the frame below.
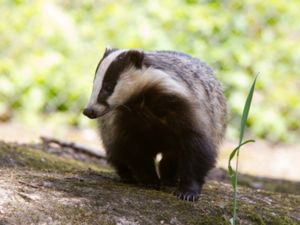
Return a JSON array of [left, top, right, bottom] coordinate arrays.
[[87, 49, 126, 107]]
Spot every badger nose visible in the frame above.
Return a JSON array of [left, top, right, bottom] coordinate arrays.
[[83, 107, 97, 119]]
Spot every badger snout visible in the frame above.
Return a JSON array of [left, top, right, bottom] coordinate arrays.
[[83, 107, 98, 119], [83, 104, 109, 119]]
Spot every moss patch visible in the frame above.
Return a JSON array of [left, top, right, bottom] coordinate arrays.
[[0, 141, 106, 173]]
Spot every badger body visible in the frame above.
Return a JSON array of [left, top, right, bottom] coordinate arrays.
[[83, 48, 227, 201]]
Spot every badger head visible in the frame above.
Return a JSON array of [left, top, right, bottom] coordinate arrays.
[[83, 48, 145, 119], [83, 48, 190, 119]]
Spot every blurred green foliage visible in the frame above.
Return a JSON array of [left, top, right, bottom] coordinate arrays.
[[0, 0, 299, 142]]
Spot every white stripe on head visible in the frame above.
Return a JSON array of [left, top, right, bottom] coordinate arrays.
[[86, 49, 126, 107]]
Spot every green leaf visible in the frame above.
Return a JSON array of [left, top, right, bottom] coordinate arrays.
[[227, 139, 255, 188], [239, 75, 258, 144]]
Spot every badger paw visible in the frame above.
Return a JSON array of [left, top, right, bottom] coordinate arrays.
[[174, 190, 200, 202]]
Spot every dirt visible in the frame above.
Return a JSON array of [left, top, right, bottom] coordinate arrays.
[[0, 141, 299, 225]]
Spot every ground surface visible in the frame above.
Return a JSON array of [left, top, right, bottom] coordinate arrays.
[[0, 141, 299, 225], [1, 122, 299, 181]]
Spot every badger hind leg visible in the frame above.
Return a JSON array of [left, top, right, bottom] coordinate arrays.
[[175, 132, 216, 201]]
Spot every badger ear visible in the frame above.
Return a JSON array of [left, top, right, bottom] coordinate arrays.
[[105, 46, 113, 53], [127, 50, 144, 69], [103, 47, 118, 57]]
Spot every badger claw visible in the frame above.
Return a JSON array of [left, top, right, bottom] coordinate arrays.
[[174, 190, 200, 202]]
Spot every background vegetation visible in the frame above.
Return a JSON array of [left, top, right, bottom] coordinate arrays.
[[1, 0, 299, 142]]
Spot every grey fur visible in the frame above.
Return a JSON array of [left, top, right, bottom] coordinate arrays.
[[144, 50, 227, 146]]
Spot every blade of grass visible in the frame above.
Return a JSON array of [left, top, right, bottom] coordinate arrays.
[[229, 75, 258, 225], [228, 139, 255, 188], [238, 76, 258, 144]]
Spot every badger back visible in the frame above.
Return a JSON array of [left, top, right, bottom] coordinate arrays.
[[144, 51, 227, 145]]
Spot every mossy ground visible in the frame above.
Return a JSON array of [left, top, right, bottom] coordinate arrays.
[[0, 141, 299, 225]]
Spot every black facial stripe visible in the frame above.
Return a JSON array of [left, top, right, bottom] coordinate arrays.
[[93, 48, 118, 81], [97, 52, 134, 104], [95, 50, 144, 105]]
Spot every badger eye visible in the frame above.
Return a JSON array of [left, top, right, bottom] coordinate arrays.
[[106, 85, 113, 92], [100, 88, 109, 95]]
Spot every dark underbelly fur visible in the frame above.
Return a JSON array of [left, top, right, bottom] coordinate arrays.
[[103, 87, 217, 201]]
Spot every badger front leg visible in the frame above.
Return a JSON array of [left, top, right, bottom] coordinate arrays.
[[107, 139, 159, 187], [128, 152, 160, 187], [175, 132, 216, 201], [109, 158, 136, 184], [159, 152, 178, 186]]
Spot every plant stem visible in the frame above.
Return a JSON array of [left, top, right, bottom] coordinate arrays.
[[233, 147, 240, 224]]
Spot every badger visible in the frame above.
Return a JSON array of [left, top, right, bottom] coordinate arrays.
[[83, 48, 227, 201]]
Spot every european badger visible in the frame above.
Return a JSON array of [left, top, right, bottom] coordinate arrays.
[[83, 48, 227, 201]]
